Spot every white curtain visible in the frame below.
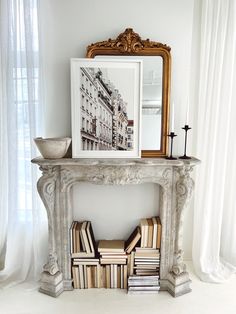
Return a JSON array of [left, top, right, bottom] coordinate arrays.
[[192, 0, 236, 282], [0, 0, 47, 287]]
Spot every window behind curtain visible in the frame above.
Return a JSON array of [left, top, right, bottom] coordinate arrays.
[[10, 0, 41, 222], [0, 0, 47, 284]]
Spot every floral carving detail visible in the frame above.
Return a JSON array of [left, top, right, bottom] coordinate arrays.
[[60, 168, 73, 192], [60, 164, 174, 189], [86, 165, 143, 185], [87, 28, 171, 55], [158, 167, 172, 189], [115, 28, 143, 53]]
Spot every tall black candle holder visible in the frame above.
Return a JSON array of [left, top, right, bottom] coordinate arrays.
[[166, 132, 177, 160], [179, 125, 192, 159]]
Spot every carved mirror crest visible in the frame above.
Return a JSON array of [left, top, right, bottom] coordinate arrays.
[[86, 28, 171, 158]]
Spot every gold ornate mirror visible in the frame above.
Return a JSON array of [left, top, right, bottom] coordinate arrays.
[[86, 28, 171, 157]]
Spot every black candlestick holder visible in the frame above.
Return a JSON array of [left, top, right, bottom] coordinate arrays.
[[166, 132, 177, 160], [179, 125, 192, 159]]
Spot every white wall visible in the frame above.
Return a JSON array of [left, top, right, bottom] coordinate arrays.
[[40, 0, 195, 259]]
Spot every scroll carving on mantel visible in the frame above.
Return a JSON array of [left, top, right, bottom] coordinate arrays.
[[36, 165, 64, 297], [172, 165, 194, 275], [165, 165, 195, 297], [37, 166, 59, 260], [87, 28, 171, 56], [32, 157, 200, 298]]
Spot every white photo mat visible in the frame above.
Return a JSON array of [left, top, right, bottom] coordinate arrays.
[[71, 58, 142, 158]]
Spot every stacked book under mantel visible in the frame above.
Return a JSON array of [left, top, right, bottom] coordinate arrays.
[[127, 217, 161, 294], [128, 275, 160, 294], [70, 221, 96, 258], [133, 248, 160, 276], [70, 220, 101, 288], [70, 215, 162, 294], [98, 240, 127, 289]]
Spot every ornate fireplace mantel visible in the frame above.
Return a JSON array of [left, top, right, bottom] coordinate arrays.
[[31, 157, 200, 297]]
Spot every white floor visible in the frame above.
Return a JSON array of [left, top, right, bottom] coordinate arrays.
[[0, 262, 236, 314]]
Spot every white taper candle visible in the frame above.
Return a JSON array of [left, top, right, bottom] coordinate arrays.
[[171, 102, 175, 132], [185, 99, 189, 126]]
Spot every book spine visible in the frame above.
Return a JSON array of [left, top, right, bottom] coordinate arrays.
[[82, 222, 91, 253], [102, 266, 106, 288], [124, 265, 128, 290], [83, 265, 88, 289], [114, 264, 117, 289], [72, 221, 77, 253], [120, 265, 124, 289], [130, 251, 134, 276], [111, 264, 114, 289], [72, 266, 77, 289], [117, 265, 121, 289], [106, 265, 111, 289], [97, 264, 101, 288], [152, 217, 157, 249], [87, 266, 92, 288], [91, 266, 96, 288], [79, 264, 84, 289], [157, 217, 162, 249]]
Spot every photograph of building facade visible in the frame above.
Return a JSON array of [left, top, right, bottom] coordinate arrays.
[[80, 67, 133, 151], [127, 120, 134, 150]]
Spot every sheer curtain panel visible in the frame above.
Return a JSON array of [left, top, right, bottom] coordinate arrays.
[[0, 0, 47, 287], [192, 0, 236, 282]]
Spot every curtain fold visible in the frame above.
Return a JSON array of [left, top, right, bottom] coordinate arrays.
[[0, 0, 9, 271], [0, 0, 47, 287], [192, 0, 236, 282]]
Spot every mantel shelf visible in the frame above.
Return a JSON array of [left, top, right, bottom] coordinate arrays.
[[31, 156, 200, 167]]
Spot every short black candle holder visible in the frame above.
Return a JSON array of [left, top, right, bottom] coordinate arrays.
[[179, 125, 192, 160], [166, 132, 177, 160]]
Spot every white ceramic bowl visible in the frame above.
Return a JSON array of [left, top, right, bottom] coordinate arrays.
[[34, 137, 71, 159]]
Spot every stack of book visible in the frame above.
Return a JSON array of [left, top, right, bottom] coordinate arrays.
[[128, 275, 160, 294], [133, 248, 160, 276], [70, 221, 96, 258], [72, 259, 100, 289], [72, 257, 128, 289], [98, 239, 128, 289], [70, 216, 162, 292], [70, 220, 99, 289], [125, 217, 161, 277], [140, 217, 162, 249], [98, 240, 127, 265], [100, 264, 128, 289]]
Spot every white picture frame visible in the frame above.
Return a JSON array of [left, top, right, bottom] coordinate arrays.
[[71, 58, 142, 158]]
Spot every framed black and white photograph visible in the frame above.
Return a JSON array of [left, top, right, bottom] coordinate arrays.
[[71, 58, 142, 158]]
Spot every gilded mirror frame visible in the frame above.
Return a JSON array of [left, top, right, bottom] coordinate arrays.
[[86, 28, 171, 158]]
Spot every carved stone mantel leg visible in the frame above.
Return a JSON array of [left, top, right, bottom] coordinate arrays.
[[167, 165, 195, 297], [37, 165, 64, 297]]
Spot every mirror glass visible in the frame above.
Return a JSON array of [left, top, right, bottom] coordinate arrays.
[[140, 56, 163, 150], [96, 55, 163, 150]]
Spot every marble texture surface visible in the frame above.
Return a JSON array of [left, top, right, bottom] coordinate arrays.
[[32, 157, 200, 297]]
